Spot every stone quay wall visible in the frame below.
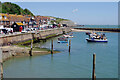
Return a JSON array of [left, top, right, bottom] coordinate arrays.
[[0, 28, 71, 46]]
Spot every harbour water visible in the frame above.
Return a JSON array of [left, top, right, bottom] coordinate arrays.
[[76, 25, 119, 28], [3, 31, 118, 78]]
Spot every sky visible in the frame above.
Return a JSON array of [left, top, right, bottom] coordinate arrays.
[[2, 0, 120, 2], [9, 2, 118, 25]]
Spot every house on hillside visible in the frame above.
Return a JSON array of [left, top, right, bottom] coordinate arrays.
[[60, 20, 76, 27], [0, 13, 51, 29], [34, 16, 50, 26], [11, 22, 25, 32], [0, 13, 10, 27], [8, 14, 31, 27], [0, 13, 32, 28]]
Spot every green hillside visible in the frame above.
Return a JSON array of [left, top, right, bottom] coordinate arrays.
[[45, 16, 69, 24], [0, 2, 34, 16]]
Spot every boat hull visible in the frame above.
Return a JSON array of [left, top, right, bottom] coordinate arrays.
[[57, 40, 68, 43], [86, 38, 108, 42], [63, 35, 73, 38]]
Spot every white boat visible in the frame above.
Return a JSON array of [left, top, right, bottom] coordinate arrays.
[[86, 38, 108, 42], [63, 35, 73, 38]]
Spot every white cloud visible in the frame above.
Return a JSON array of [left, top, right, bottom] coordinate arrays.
[[72, 9, 78, 13]]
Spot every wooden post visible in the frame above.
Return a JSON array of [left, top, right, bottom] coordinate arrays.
[[51, 40, 53, 54], [1, 62, 3, 80], [92, 54, 96, 80], [29, 39, 33, 56], [0, 48, 3, 80], [69, 40, 71, 53]]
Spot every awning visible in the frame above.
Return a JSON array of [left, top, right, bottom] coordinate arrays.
[[16, 22, 24, 26]]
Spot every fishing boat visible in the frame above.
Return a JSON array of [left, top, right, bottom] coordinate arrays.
[[86, 32, 108, 42], [57, 37, 68, 43], [86, 38, 108, 42]]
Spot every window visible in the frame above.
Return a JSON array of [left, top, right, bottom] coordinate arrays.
[[14, 25, 16, 27], [4, 16, 7, 19], [0, 15, 2, 19]]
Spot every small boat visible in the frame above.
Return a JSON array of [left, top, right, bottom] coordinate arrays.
[[63, 35, 73, 38], [63, 33, 73, 38], [86, 38, 108, 42], [86, 31, 108, 42], [57, 40, 68, 43], [57, 37, 68, 43]]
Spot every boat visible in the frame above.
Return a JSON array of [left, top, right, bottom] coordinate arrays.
[[57, 37, 68, 43], [63, 33, 74, 38], [86, 32, 108, 42], [86, 38, 108, 42], [63, 35, 73, 38], [57, 40, 68, 43]]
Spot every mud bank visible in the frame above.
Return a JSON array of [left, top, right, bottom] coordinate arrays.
[[1, 45, 59, 62]]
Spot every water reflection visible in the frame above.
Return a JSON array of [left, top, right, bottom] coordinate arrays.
[[68, 52, 71, 63]]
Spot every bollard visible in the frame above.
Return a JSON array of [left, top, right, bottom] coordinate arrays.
[[1, 62, 3, 80], [51, 40, 53, 54], [69, 40, 71, 53], [29, 39, 33, 56], [92, 53, 96, 80]]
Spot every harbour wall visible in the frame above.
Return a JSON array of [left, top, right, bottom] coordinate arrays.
[[1, 28, 71, 61], [0, 28, 71, 46], [74, 28, 120, 32]]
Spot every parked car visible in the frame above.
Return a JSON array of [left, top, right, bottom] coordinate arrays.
[[21, 30, 28, 33], [2, 29, 8, 34], [26, 28, 31, 31], [30, 28, 35, 31], [0, 29, 3, 34]]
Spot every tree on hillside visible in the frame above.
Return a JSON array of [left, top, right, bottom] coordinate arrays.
[[2, 2, 21, 14], [1, 2, 34, 16], [24, 8, 34, 16], [0, 2, 2, 13]]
